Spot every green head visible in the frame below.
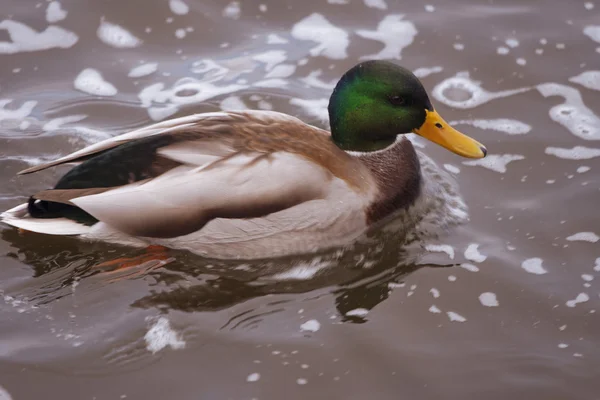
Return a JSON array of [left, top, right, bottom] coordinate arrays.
[[328, 60, 487, 158]]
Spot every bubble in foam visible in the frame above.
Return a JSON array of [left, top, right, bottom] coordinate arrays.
[[521, 257, 548, 275], [129, 62, 158, 78], [545, 146, 600, 160], [0, 20, 78, 54], [450, 118, 531, 135], [169, 0, 189, 15], [97, 20, 142, 48], [566, 232, 599, 243], [569, 70, 600, 91], [356, 14, 417, 60], [432, 72, 530, 109], [537, 83, 600, 140], [364, 0, 387, 9], [463, 154, 525, 173], [46, 1, 67, 23], [291, 13, 349, 60], [74, 68, 117, 96]]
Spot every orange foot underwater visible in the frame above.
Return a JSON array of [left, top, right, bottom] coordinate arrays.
[[94, 245, 175, 277]]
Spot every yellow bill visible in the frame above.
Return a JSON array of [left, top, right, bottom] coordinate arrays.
[[413, 110, 487, 159]]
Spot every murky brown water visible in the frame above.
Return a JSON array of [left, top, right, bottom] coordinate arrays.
[[1, 0, 600, 399]]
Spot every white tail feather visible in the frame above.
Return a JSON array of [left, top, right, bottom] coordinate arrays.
[[0, 203, 90, 235]]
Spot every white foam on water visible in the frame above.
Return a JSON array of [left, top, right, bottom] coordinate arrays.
[[328, 0, 349, 3], [138, 78, 246, 120], [429, 305, 441, 313], [356, 15, 417, 60], [290, 98, 329, 122], [516, 58, 526, 66], [43, 114, 87, 131], [506, 38, 519, 48], [479, 292, 499, 307], [253, 79, 287, 88], [346, 308, 369, 317], [246, 373, 260, 382], [582, 274, 594, 282], [259, 4, 267, 12], [413, 66, 443, 78], [537, 83, 600, 141], [594, 257, 600, 272], [296, 378, 308, 385], [447, 311, 466, 322], [545, 146, 600, 159], [497, 46, 509, 55], [175, 29, 186, 39], [430, 288, 440, 298], [558, 343, 569, 349], [566, 232, 599, 242], [220, 96, 247, 111], [566, 293, 589, 307], [74, 68, 118, 96], [364, 0, 387, 9], [460, 263, 480, 272], [269, 258, 331, 280], [454, 43, 465, 51], [443, 163, 460, 174], [144, 317, 186, 354], [169, 0, 189, 15], [521, 257, 548, 275], [577, 166, 590, 173], [302, 70, 337, 90], [252, 50, 287, 71], [222, 1, 241, 19], [46, 1, 67, 23], [464, 243, 487, 263], [463, 154, 525, 173], [569, 70, 600, 91], [583, 25, 600, 47], [267, 33, 288, 44], [0, 20, 78, 54], [0, 385, 12, 400], [433, 72, 530, 109], [448, 275, 457, 282], [97, 20, 142, 48], [129, 62, 158, 78], [300, 319, 320, 332], [266, 64, 296, 78], [0, 99, 37, 122], [424, 244, 455, 259], [291, 14, 349, 60], [451, 118, 531, 135], [425, 4, 435, 12]]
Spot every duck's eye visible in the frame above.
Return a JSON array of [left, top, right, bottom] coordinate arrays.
[[389, 96, 406, 106]]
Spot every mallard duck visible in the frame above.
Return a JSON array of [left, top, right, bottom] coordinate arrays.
[[1, 60, 486, 259]]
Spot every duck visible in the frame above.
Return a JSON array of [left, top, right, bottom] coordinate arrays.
[[0, 60, 486, 260]]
